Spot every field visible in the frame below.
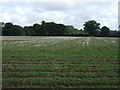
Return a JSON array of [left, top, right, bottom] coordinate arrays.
[[2, 36, 119, 88]]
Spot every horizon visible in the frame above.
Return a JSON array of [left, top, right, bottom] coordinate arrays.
[[1, 21, 118, 31]]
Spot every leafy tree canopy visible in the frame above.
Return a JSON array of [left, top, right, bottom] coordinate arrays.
[[83, 20, 100, 36]]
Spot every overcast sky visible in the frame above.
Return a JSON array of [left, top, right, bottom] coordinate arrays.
[[0, 0, 119, 30]]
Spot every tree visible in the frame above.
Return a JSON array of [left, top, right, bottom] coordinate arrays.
[[13, 25, 25, 36], [33, 23, 43, 35], [41, 20, 46, 25], [83, 20, 100, 36], [2, 22, 14, 36], [109, 30, 119, 37], [45, 22, 56, 35], [44, 22, 66, 35], [56, 24, 66, 35], [65, 26, 75, 35], [2, 22, 25, 36], [24, 26, 35, 36], [41, 23, 49, 35], [100, 26, 110, 37]]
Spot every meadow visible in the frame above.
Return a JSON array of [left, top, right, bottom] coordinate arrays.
[[2, 36, 119, 88]]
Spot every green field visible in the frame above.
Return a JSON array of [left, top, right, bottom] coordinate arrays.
[[2, 36, 119, 88]]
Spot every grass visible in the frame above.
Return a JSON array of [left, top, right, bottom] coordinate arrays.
[[2, 36, 119, 88]]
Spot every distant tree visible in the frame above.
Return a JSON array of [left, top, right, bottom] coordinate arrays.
[[13, 25, 25, 36], [2, 22, 14, 36], [45, 22, 66, 35], [24, 26, 35, 36], [4, 21, 118, 37], [45, 22, 56, 35], [109, 30, 119, 37], [79, 29, 86, 34], [41, 23, 49, 35], [83, 20, 100, 36], [41, 20, 46, 25], [33, 23, 43, 35], [100, 26, 110, 37], [2, 22, 25, 36], [65, 26, 75, 35], [56, 24, 66, 35]]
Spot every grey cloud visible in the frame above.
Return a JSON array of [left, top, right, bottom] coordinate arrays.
[[0, 1, 118, 30]]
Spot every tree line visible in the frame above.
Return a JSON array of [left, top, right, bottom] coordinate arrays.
[[1, 20, 119, 37]]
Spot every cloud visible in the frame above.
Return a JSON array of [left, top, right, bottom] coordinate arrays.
[[0, 1, 118, 30]]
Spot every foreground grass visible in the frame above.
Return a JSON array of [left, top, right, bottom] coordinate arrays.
[[2, 36, 119, 88]]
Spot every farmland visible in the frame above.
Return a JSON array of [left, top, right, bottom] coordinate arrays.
[[2, 36, 119, 88]]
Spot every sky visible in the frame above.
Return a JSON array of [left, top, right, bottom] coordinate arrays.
[[0, 0, 119, 30]]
